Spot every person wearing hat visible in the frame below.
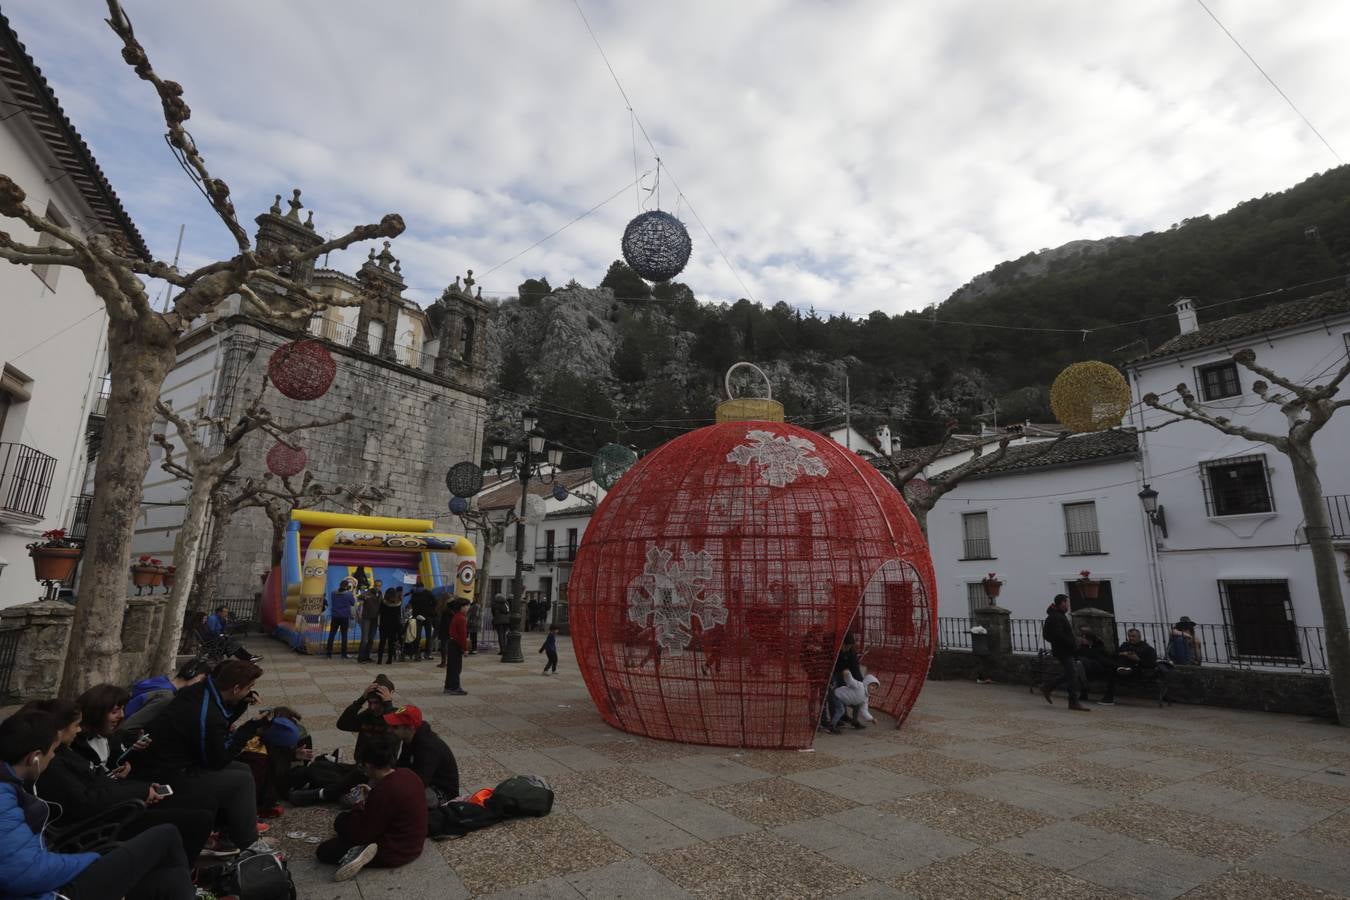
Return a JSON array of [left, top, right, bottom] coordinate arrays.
[[1169, 616, 1200, 665], [238, 708, 313, 818], [383, 706, 459, 808], [442, 600, 469, 696]]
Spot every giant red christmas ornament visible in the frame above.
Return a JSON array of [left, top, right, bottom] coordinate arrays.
[[266, 441, 308, 477], [570, 420, 937, 750], [267, 340, 336, 401]]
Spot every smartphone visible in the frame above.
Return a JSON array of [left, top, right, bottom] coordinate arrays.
[[113, 743, 138, 766], [152, 784, 174, 797], [257, 708, 273, 716]]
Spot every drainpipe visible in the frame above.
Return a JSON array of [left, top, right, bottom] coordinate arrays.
[[1130, 368, 1170, 624]]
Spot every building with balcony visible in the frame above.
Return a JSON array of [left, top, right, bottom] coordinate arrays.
[[0, 14, 147, 607]]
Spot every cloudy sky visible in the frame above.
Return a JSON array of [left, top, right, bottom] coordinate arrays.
[[10, 1, 1350, 316]]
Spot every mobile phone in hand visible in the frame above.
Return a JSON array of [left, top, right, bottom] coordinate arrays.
[[113, 743, 138, 766], [152, 783, 173, 797]]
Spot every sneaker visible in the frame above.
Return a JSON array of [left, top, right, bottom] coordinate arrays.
[[254, 822, 271, 835], [200, 835, 239, 858], [248, 655, 264, 663], [334, 843, 378, 882], [1097, 698, 1115, 706], [259, 805, 284, 819]]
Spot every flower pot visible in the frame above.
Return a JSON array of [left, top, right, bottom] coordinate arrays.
[[30, 547, 81, 583], [131, 566, 160, 587], [1078, 580, 1099, 601], [162, 573, 175, 593], [982, 580, 1002, 600]]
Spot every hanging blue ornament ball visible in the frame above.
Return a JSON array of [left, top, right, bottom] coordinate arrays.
[[621, 210, 691, 283], [449, 496, 470, 515], [552, 483, 569, 502]]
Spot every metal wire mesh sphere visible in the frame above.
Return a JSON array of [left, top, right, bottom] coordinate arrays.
[[446, 462, 485, 498], [267, 340, 336, 401], [621, 211, 692, 283], [592, 443, 639, 490], [266, 441, 308, 477], [570, 421, 937, 749], [449, 496, 470, 515], [1050, 360, 1132, 432]]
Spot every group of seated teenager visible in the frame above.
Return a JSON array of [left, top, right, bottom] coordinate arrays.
[[1073, 627, 1161, 704], [0, 658, 279, 899]]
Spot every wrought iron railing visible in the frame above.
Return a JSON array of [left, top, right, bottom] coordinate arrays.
[[1327, 495, 1350, 540], [0, 442, 56, 519], [197, 596, 263, 634], [0, 628, 20, 701], [961, 538, 992, 560], [535, 545, 578, 564], [1064, 530, 1102, 555], [67, 493, 94, 543], [937, 617, 972, 650]]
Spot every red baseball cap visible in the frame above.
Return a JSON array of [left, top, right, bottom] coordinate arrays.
[[383, 705, 423, 730]]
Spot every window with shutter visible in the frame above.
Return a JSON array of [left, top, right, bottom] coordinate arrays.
[[1063, 501, 1102, 554], [961, 512, 992, 559]]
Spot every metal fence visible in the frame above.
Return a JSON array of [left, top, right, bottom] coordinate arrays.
[[0, 442, 56, 519], [205, 596, 263, 633], [1328, 494, 1350, 540], [0, 628, 20, 701], [935, 614, 1328, 674]]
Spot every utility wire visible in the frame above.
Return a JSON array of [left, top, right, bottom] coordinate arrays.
[[1194, 0, 1342, 165]]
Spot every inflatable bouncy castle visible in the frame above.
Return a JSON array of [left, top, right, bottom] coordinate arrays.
[[264, 510, 477, 652]]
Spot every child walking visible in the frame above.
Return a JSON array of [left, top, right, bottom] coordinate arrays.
[[539, 625, 560, 675]]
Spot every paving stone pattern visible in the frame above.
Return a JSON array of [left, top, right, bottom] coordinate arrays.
[[247, 638, 1350, 899]]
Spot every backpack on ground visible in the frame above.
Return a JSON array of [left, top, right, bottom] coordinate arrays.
[[215, 851, 296, 900], [427, 799, 504, 839], [485, 775, 554, 818], [291, 755, 361, 793]]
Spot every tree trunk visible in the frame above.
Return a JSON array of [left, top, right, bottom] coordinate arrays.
[[194, 507, 230, 614], [60, 327, 176, 697], [1289, 444, 1350, 725], [150, 472, 215, 674]]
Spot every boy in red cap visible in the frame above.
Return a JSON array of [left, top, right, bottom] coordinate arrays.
[[384, 705, 460, 808], [317, 732, 426, 881]]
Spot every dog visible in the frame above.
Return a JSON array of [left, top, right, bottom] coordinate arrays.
[[833, 671, 880, 723]]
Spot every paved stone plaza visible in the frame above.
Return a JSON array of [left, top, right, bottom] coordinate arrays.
[[251, 638, 1350, 899]]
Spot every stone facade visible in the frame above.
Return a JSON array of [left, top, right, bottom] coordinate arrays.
[[206, 317, 488, 600], [0, 601, 75, 700]]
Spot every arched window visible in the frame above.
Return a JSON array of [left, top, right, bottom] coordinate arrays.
[[460, 316, 476, 362]]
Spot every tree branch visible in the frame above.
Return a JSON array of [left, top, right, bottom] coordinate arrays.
[[1143, 385, 1287, 449], [1233, 349, 1309, 400], [276, 216, 405, 267], [105, 0, 251, 252]]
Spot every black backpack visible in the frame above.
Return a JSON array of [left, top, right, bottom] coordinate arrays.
[[215, 851, 296, 900], [486, 775, 554, 818], [427, 800, 503, 839], [293, 755, 361, 793]]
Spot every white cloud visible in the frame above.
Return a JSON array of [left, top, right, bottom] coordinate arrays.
[[9, 0, 1350, 317]]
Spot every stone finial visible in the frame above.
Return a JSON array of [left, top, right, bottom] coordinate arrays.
[[286, 188, 303, 220], [304, 210, 315, 230], [464, 269, 475, 290], [393, 259, 401, 274], [368, 247, 377, 261], [269, 193, 283, 215], [454, 275, 461, 290], [476, 286, 482, 299], [376, 240, 397, 270]]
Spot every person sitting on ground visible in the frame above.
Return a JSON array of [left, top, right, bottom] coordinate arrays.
[[0, 709, 196, 900], [136, 659, 272, 855], [71, 683, 149, 778], [384, 705, 459, 807], [238, 707, 314, 818], [1116, 628, 1159, 681], [1075, 628, 1118, 705], [826, 633, 866, 734], [26, 699, 214, 862], [121, 659, 210, 734], [315, 732, 427, 882], [336, 676, 396, 758]]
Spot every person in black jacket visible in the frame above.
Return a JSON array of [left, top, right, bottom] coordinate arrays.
[[1041, 595, 1089, 711], [824, 633, 865, 734], [409, 583, 437, 661], [383, 706, 459, 806], [336, 676, 396, 760], [26, 699, 214, 861], [1075, 629, 1118, 705], [377, 587, 405, 665], [491, 594, 511, 655], [137, 659, 272, 853]]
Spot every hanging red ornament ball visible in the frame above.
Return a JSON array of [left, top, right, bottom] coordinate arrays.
[[570, 421, 937, 749], [266, 441, 308, 477], [267, 340, 336, 401]]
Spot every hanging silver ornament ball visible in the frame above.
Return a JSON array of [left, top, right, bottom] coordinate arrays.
[[621, 210, 691, 283], [552, 483, 569, 502], [449, 496, 470, 515]]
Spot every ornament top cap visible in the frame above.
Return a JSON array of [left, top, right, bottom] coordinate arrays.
[[716, 361, 784, 424]]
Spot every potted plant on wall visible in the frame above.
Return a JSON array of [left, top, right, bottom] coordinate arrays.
[[130, 555, 164, 595], [162, 565, 176, 594], [27, 529, 82, 584], [1077, 569, 1099, 601], [981, 572, 1003, 601]]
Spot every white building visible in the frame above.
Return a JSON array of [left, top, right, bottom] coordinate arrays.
[[467, 468, 605, 622], [1126, 292, 1350, 662], [927, 430, 1155, 622], [0, 16, 147, 607]]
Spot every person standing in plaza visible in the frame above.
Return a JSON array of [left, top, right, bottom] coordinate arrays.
[[377, 587, 404, 665], [491, 594, 510, 655], [409, 581, 437, 661], [356, 581, 383, 663], [327, 579, 356, 659], [443, 601, 469, 695], [539, 624, 560, 675], [466, 599, 482, 655], [1041, 594, 1089, 711]]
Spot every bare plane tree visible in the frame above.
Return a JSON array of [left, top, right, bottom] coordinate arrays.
[[0, 1, 404, 694], [1144, 347, 1350, 724]]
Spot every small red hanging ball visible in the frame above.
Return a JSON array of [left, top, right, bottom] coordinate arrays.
[[266, 441, 308, 477], [268, 340, 336, 401]]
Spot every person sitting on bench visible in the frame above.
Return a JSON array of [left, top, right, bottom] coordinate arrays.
[[1115, 628, 1158, 685], [1075, 628, 1118, 705]]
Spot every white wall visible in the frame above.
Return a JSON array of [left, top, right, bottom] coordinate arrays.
[[1128, 316, 1350, 631], [0, 92, 113, 607], [928, 455, 1156, 623]]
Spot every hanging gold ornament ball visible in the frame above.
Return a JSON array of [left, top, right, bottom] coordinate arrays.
[[1050, 361, 1131, 432]]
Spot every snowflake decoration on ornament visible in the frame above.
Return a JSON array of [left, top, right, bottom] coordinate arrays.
[[726, 430, 829, 487], [626, 547, 728, 655]]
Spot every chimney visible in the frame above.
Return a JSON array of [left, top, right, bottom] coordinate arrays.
[[1174, 297, 1198, 335], [876, 424, 892, 457]]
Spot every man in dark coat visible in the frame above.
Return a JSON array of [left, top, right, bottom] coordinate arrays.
[[409, 583, 438, 661], [1041, 595, 1089, 711], [384, 706, 460, 807], [491, 595, 511, 655]]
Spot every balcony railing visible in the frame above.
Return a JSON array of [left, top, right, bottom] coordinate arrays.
[[535, 545, 579, 564], [1327, 495, 1350, 540], [1064, 530, 1103, 555], [67, 493, 94, 543], [0, 442, 56, 520], [961, 537, 992, 560], [90, 389, 110, 418]]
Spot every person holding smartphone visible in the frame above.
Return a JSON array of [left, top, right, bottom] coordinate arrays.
[[71, 684, 145, 778]]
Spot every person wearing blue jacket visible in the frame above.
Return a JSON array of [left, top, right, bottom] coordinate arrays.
[[327, 578, 357, 659], [120, 660, 209, 734], [0, 709, 193, 900]]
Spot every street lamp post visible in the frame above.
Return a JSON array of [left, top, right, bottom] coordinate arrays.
[[492, 411, 562, 663]]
